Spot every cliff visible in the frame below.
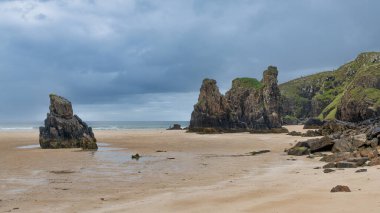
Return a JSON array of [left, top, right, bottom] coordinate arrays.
[[280, 52, 380, 122], [189, 66, 283, 132]]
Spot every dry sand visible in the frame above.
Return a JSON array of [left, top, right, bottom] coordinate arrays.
[[1, 125, 380, 213]]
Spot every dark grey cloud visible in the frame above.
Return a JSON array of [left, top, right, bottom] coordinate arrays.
[[0, 0, 379, 121]]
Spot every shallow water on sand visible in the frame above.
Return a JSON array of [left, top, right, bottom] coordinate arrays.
[[17, 144, 40, 149], [93, 142, 165, 164]]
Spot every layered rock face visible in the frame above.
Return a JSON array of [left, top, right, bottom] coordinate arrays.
[[189, 79, 237, 130], [261, 66, 282, 128], [336, 62, 380, 122], [39, 94, 97, 150], [189, 66, 282, 132], [280, 52, 380, 122]]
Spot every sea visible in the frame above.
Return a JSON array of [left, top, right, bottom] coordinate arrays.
[[0, 121, 190, 131]]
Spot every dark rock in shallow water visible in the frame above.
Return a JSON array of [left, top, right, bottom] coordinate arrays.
[[132, 153, 140, 160], [167, 124, 182, 130], [330, 185, 351, 192], [303, 118, 325, 129], [39, 94, 97, 150]]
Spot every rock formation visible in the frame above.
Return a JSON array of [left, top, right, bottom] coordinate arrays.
[[189, 66, 283, 132], [330, 185, 351, 193], [39, 94, 97, 150], [189, 79, 237, 131]]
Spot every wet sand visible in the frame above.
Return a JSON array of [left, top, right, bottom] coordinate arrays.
[[1, 126, 380, 213]]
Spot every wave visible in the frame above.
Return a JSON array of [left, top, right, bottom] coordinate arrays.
[[0, 127, 37, 131], [0, 121, 189, 131]]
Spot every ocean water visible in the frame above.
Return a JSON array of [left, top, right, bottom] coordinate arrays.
[[0, 121, 189, 131]]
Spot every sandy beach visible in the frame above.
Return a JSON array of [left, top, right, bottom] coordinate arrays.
[[1, 126, 380, 213]]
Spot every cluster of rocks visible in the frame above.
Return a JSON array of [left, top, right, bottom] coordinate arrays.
[[287, 117, 380, 168], [167, 124, 183, 130], [189, 66, 285, 133], [287, 129, 322, 137], [39, 94, 97, 150]]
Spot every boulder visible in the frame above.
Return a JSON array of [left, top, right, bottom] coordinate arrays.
[[321, 119, 356, 136], [39, 94, 97, 150], [368, 127, 380, 139], [347, 157, 369, 167], [332, 138, 354, 153], [353, 134, 367, 146], [336, 161, 357, 168], [323, 168, 335, 173], [293, 136, 334, 153], [368, 138, 379, 148], [332, 136, 375, 153], [323, 162, 336, 168], [303, 118, 325, 129], [287, 147, 309, 156], [368, 157, 380, 166], [320, 152, 353, 162], [303, 130, 322, 137], [358, 147, 378, 158], [330, 185, 351, 192], [287, 131, 302, 136]]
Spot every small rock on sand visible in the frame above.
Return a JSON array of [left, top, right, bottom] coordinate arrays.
[[323, 169, 335, 173], [355, 169, 367, 173], [330, 185, 351, 192]]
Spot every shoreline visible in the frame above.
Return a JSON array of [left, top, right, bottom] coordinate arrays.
[[1, 127, 379, 212]]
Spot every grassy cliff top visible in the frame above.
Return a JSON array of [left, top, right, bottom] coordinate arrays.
[[232, 77, 262, 89], [279, 51, 380, 119]]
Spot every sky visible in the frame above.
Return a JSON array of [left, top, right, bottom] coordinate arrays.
[[0, 0, 379, 122]]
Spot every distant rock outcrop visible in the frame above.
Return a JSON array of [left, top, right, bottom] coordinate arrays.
[[189, 66, 283, 132], [167, 124, 182, 130], [39, 94, 97, 150]]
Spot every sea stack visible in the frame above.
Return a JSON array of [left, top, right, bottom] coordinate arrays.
[[189, 66, 283, 132], [39, 94, 97, 150], [189, 79, 236, 131]]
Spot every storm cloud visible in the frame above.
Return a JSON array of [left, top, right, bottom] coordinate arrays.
[[0, 0, 379, 121]]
